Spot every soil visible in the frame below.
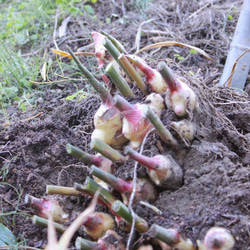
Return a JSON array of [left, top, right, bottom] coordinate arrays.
[[0, 0, 250, 249]]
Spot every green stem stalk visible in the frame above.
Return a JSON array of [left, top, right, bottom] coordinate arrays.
[[118, 54, 148, 95], [75, 237, 105, 250], [67, 46, 111, 104], [32, 215, 65, 234], [100, 30, 127, 54], [46, 185, 83, 196], [102, 37, 121, 61], [111, 200, 149, 233], [66, 143, 102, 167], [144, 107, 178, 146], [91, 138, 126, 162], [103, 37, 147, 95], [74, 177, 116, 209], [90, 165, 133, 194], [148, 224, 180, 246], [105, 62, 135, 98]]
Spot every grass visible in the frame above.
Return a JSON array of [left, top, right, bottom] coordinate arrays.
[[0, 182, 29, 249], [0, 0, 153, 120], [0, 0, 99, 119], [0, 42, 41, 113], [135, 0, 152, 17], [0, 0, 53, 117]]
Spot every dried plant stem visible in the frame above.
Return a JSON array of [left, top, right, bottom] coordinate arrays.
[[91, 138, 126, 162], [46, 185, 83, 196], [51, 48, 95, 58], [126, 128, 154, 250], [0, 246, 41, 250], [56, 192, 99, 250], [1, 112, 43, 127], [46, 214, 57, 249], [135, 41, 213, 61], [53, 8, 59, 51], [32, 215, 65, 234], [145, 106, 178, 146], [105, 62, 135, 98]]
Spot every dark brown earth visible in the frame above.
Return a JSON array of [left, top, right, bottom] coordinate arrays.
[[0, 0, 249, 249]]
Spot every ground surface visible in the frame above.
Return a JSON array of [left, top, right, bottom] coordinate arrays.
[[0, 0, 250, 249]]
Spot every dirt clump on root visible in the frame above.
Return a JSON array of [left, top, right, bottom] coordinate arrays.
[[0, 0, 250, 249]]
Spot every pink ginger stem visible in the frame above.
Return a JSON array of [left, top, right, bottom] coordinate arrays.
[[115, 178, 133, 194], [134, 61, 156, 83], [126, 55, 156, 82], [91, 155, 103, 167], [66, 143, 103, 167], [126, 147, 159, 170], [25, 194, 43, 209], [114, 94, 136, 112], [114, 95, 144, 129], [25, 195, 52, 218], [157, 61, 179, 92]]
